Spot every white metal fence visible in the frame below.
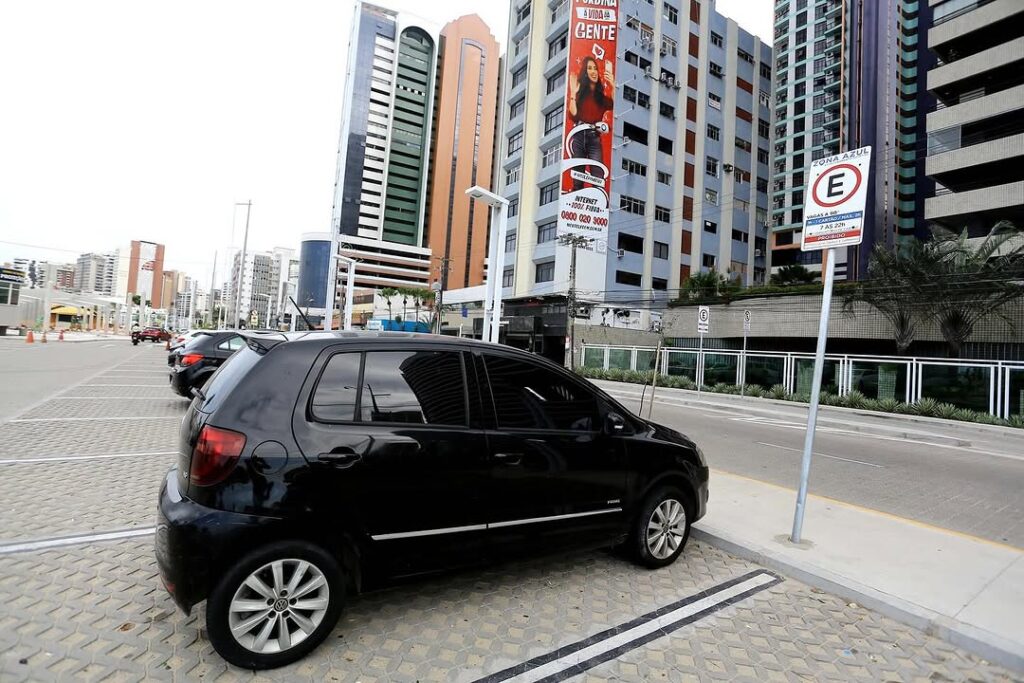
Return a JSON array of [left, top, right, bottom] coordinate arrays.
[[580, 344, 1024, 419]]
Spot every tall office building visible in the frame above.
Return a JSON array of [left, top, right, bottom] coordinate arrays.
[[496, 0, 771, 352], [424, 15, 502, 292], [330, 2, 440, 290], [923, 0, 1024, 235], [770, 0, 935, 279], [113, 240, 165, 304], [73, 252, 115, 294], [227, 251, 279, 328]]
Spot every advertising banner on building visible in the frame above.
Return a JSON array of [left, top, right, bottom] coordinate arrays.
[[558, 0, 617, 252]]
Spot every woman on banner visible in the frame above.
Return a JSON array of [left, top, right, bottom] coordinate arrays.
[[567, 55, 614, 191]]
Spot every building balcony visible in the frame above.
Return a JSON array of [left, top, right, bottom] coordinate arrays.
[[927, 36, 1024, 106], [930, 0, 1022, 54], [925, 180, 1024, 230], [927, 132, 1024, 189], [927, 83, 1024, 132]]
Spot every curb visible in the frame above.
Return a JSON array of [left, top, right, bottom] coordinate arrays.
[[691, 525, 1024, 674], [594, 379, 1023, 438]]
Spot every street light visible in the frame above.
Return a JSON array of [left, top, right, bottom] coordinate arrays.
[[465, 185, 509, 344], [324, 253, 357, 331]]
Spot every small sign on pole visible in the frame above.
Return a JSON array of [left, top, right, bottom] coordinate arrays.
[[697, 306, 709, 390], [791, 146, 871, 544], [697, 306, 710, 334], [743, 309, 751, 333]]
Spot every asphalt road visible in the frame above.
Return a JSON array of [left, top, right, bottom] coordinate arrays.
[[598, 381, 1024, 550]]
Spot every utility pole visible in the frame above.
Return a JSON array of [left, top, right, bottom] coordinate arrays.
[[559, 234, 593, 370], [233, 201, 252, 329], [209, 250, 217, 328], [434, 256, 452, 335]]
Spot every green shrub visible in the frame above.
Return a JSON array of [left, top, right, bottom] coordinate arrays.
[[894, 401, 916, 414], [861, 398, 882, 412], [742, 385, 766, 398], [877, 398, 900, 413], [843, 390, 869, 410], [1009, 415, 1024, 429], [934, 402, 960, 420], [769, 384, 789, 400], [605, 368, 625, 382], [953, 408, 975, 422], [791, 393, 810, 403], [819, 392, 840, 406], [911, 397, 940, 417]]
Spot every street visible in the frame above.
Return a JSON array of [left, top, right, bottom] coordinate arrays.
[[0, 341, 1018, 681], [599, 381, 1024, 549]]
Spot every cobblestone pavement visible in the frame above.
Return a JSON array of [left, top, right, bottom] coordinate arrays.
[[0, 345, 1019, 682]]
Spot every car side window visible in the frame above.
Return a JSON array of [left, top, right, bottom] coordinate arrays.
[[217, 336, 245, 351], [483, 355, 599, 431], [311, 352, 362, 422], [360, 351, 467, 426]]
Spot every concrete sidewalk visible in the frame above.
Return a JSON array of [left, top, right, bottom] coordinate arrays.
[[695, 470, 1024, 672]]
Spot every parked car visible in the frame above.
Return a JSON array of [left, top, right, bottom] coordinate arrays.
[[156, 332, 709, 669], [138, 326, 171, 343], [167, 331, 247, 397], [169, 329, 213, 351]]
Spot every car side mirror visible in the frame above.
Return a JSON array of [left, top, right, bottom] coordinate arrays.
[[605, 412, 627, 434]]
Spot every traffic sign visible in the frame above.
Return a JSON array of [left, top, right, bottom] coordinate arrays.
[[801, 146, 871, 251], [743, 309, 751, 333], [697, 306, 709, 334]]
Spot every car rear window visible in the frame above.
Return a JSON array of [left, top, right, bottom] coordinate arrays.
[[196, 345, 261, 413]]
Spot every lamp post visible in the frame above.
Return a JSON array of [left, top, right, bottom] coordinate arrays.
[[325, 253, 357, 331], [464, 186, 509, 344], [233, 201, 252, 329]]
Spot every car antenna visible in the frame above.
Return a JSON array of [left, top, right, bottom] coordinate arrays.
[[289, 295, 315, 330]]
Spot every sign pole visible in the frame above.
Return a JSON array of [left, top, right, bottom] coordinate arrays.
[[697, 331, 703, 393], [791, 247, 836, 543], [741, 327, 747, 396]]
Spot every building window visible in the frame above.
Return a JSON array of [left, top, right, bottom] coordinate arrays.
[[654, 241, 669, 259], [709, 62, 723, 78], [543, 145, 560, 167], [615, 270, 643, 286], [756, 207, 768, 224], [547, 71, 566, 94], [708, 92, 722, 109], [758, 118, 770, 138], [706, 156, 719, 176], [735, 137, 752, 152], [510, 98, 525, 119], [655, 205, 671, 223], [661, 36, 677, 56], [657, 170, 671, 184], [505, 232, 516, 252], [658, 136, 673, 154], [507, 131, 523, 155], [732, 229, 749, 243], [618, 233, 644, 253], [659, 102, 675, 119], [620, 195, 646, 215], [502, 268, 514, 287], [624, 85, 650, 109], [759, 90, 771, 108], [538, 220, 558, 243], [508, 198, 519, 217], [539, 182, 559, 205], [707, 124, 720, 140], [511, 66, 527, 88], [738, 48, 754, 64], [663, 2, 678, 23], [515, 3, 531, 24], [548, 31, 568, 59], [710, 31, 723, 47], [760, 63, 771, 79], [623, 121, 649, 146], [705, 188, 719, 205], [704, 220, 717, 234], [544, 105, 564, 134], [702, 253, 717, 269], [535, 261, 555, 283], [757, 148, 769, 164], [505, 165, 520, 185], [622, 158, 647, 176]]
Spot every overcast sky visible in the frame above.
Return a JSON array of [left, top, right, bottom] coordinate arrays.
[[0, 0, 771, 287]]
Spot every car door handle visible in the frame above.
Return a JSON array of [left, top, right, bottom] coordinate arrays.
[[317, 448, 362, 467], [493, 452, 523, 465]]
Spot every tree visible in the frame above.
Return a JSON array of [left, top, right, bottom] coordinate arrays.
[[378, 287, 398, 321], [770, 264, 817, 286], [681, 270, 736, 301]]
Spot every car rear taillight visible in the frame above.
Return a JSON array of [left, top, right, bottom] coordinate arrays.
[[181, 353, 203, 366], [190, 425, 246, 486]]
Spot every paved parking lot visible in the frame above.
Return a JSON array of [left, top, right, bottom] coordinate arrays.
[[0, 344, 1018, 681]]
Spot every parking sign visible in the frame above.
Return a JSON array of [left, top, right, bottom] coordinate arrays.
[[801, 146, 871, 251], [743, 309, 751, 333], [697, 306, 709, 334]]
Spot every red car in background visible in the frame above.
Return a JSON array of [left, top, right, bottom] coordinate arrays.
[[133, 327, 171, 344]]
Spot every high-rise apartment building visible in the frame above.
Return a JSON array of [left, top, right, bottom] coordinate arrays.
[[496, 0, 771, 343], [227, 250, 281, 328], [923, 0, 1024, 235], [113, 240, 165, 304], [73, 252, 115, 294], [770, 0, 935, 279], [328, 2, 501, 300], [425, 16, 502, 291]]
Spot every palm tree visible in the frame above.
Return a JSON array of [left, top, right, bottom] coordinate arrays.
[[770, 264, 817, 286], [378, 288, 398, 321]]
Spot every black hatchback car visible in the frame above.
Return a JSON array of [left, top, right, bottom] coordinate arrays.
[[156, 332, 709, 669], [167, 331, 247, 397]]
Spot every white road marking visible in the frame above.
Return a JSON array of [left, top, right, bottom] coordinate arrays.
[[0, 451, 177, 465], [0, 527, 156, 555], [10, 416, 180, 423], [755, 441, 884, 468], [51, 396, 174, 401]]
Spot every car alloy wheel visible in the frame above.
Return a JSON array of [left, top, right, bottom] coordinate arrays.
[[646, 498, 686, 560], [228, 558, 330, 654]]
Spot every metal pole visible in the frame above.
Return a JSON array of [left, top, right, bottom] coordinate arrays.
[[741, 326, 748, 396], [234, 201, 251, 329], [488, 203, 509, 344], [209, 250, 217, 328], [697, 332, 704, 393], [481, 204, 497, 342], [646, 341, 663, 420], [791, 247, 837, 543], [567, 240, 578, 369], [343, 261, 355, 331]]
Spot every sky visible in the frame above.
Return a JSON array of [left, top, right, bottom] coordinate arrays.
[[0, 0, 771, 288]]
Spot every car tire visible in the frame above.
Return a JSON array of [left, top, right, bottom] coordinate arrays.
[[206, 541, 345, 669], [630, 486, 692, 569]]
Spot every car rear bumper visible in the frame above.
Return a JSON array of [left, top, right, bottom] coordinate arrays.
[[155, 469, 282, 614]]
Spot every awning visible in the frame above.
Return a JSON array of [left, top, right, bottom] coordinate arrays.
[[50, 306, 80, 315]]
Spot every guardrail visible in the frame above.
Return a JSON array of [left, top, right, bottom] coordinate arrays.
[[580, 344, 1024, 420]]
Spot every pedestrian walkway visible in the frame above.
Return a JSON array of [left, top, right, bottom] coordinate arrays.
[[695, 470, 1024, 672]]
